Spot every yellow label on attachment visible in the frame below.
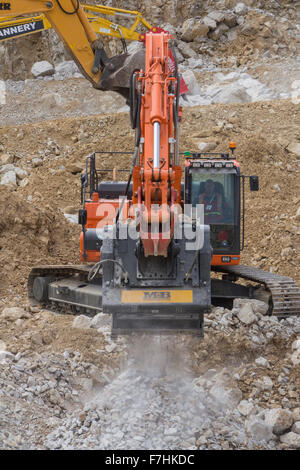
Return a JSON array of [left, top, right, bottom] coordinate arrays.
[[121, 290, 193, 304]]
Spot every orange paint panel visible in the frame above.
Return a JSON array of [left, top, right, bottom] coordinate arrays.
[[211, 254, 240, 266]]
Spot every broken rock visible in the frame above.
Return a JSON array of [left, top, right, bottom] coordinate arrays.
[[72, 315, 92, 329], [236, 303, 257, 325], [31, 61, 54, 78], [264, 408, 294, 436], [280, 432, 300, 449]]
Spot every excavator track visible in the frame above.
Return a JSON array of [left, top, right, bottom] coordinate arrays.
[[214, 264, 300, 317], [28, 264, 300, 319], [27, 265, 97, 315]]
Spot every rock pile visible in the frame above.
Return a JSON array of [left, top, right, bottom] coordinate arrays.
[[1, 299, 300, 450]]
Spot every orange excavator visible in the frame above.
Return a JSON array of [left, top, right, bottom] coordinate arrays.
[[26, 31, 300, 335], [2, 3, 300, 335]]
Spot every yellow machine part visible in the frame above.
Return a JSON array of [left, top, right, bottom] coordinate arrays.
[[0, 3, 154, 43]]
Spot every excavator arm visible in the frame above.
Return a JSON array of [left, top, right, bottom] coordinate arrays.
[[0, 0, 107, 89], [0, 4, 154, 44]]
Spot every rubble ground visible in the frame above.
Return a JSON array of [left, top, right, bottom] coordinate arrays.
[[0, 97, 299, 450]]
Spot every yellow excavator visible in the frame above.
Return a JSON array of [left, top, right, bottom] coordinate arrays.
[[0, 3, 154, 44], [0, 1, 178, 99]]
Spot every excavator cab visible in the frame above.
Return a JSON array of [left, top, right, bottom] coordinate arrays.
[[184, 153, 241, 266]]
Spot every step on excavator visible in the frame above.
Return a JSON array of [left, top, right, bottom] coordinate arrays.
[[2, 2, 300, 335]]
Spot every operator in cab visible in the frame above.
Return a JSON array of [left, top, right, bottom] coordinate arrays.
[[199, 179, 223, 224]]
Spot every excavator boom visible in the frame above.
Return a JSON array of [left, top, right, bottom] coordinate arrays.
[[0, 0, 107, 88]]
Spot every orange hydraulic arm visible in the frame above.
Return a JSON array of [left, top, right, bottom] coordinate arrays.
[[0, 0, 105, 88], [132, 33, 182, 258]]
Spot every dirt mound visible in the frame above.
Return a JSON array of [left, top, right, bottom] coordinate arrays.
[[0, 186, 79, 300]]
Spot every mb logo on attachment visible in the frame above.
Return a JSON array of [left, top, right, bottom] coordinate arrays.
[[143, 291, 171, 300]]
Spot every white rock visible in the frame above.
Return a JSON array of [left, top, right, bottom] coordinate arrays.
[[31, 61, 54, 78], [79, 378, 93, 392], [237, 400, 255, 416], [255, 357, 269, 367], [280, 432, 300, 449], [209, 385, 242, 408], [14, 167, 28, 179], [0, 163, 15, 173], [187, 58, 203, 69], [19, 178, 29, 188], [32, 157, 42, 167], [0, 350, 15, 361], [247, 418, 273, 442], [236, 303, 257, 325], [203, 16, 217, 30], [234, 3, 248, 15], [90, 313, 111, 329], [290, 351, 300, 366], [292, 408, 300, 422], [207, 83, 251, 104], [105, 343, 117, 353], [181, 69, 201, 95], [255, 376, 273, 391], [72, 315, 92, 329], [54, 60, 78, 78], [249, 299, 269, 315], [227, 29, 238, 41], [207, 11, 225, 23], [197, 142, 217, 152], [287, 142, 300, 157], [292, 339, 300, 351], [0, 170, 17, 186], [164, 427, 177, 436], [1, 307, 27, 320], [264, 408, 293, 436]]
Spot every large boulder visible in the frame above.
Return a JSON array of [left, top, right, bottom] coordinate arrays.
[[280, 432, 300, 449], [31, 61, 54, 78], [192, 21, 210, 39], [181, 18, 195, 42], [236, 303, 258, 325]]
